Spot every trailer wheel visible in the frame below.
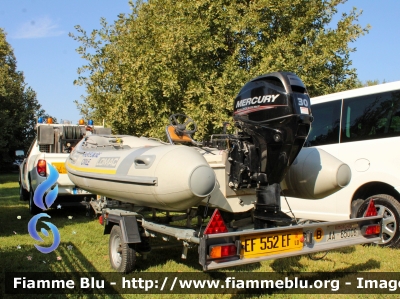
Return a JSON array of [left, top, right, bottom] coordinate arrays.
[[356, 194, 400, 247], [109, 225, 136, 273]]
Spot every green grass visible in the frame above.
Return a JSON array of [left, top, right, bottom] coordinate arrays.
[[1, 173, 399, 299]]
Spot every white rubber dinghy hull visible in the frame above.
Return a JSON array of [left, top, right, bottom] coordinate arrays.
[[66, 136, 216, 211]]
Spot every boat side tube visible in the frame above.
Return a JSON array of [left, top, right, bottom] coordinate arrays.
[[66, 137, 217, 211]]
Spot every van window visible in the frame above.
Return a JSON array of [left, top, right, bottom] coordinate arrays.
[[305, 100, 341, 146], [341, 91, 400, 142]]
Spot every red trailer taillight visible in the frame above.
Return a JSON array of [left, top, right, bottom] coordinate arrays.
[[209, 244, 237, 259], [362, 224, 381, 236]]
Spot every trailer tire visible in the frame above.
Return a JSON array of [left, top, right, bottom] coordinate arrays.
[[109, 225, 136, 273], [356, 194, 400, 248]]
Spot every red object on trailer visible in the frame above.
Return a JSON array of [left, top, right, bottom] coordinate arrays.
[[203, 209, 228, 235], [364, 199, 378, 217]]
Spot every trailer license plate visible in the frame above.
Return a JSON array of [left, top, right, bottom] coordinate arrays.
[[240, 229, 303, 258], [325, 224, 360, 241], [52, 162, 67, 174]]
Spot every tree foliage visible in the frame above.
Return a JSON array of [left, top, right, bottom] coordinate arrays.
[[355, 79, 384, 88], [71, 0, 369, 140], [0, 28, 42, 168]]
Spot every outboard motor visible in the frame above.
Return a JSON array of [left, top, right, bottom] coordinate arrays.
[[228, 72, 313, 228]]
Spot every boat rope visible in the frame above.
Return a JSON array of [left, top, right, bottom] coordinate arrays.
[[281, 189, 298, 225], [198, 195, 211, 237]]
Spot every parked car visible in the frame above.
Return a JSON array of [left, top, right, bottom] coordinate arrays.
[[281, 81, 400, 247], [19, 118, 110, 214]]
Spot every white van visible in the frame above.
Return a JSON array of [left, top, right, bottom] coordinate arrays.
[[281, 81, 400, 247]]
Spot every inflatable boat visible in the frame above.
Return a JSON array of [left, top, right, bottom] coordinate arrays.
[[66, 133, 349, 213], [66, 72, 351, 225]]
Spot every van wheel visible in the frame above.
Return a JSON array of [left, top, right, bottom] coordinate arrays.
[[356, 194, 400, 247], [29, 189, 41, 215], [19, 183, 29, 201], [109, 225, 136, 273]]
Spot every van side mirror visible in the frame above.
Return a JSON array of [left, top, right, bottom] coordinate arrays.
[[15, 150, 25, 157]]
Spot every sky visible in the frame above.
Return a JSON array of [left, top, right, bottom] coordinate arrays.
[[1, 0, 400, 125]]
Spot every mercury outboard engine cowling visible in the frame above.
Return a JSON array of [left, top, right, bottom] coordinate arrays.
[[228, 71, 313, 228]]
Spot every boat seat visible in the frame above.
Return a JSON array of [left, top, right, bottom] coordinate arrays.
[[85, 135, 111, 147], [85, 135, 126, 148], [165, 125, 200, 145]]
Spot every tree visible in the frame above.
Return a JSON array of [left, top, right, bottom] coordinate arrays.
[[354, 79, 385, 88], [71, 0, 369, 140], [0, 28, 42, 169]]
